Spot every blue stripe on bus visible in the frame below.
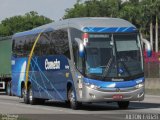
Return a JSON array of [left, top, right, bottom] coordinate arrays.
[[83, 27, 137, 33], [83, 77, 144, 88]]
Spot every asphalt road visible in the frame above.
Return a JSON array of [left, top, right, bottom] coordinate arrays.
[[0, 94, 160, 120]]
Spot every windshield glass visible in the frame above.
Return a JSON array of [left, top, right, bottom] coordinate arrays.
[[85, 33, 143, 80]]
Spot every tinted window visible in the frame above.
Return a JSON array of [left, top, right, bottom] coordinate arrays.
[[12, 29, 70, 59], [52, 29, 70, 58], [34, 29, 70, 59], [12, 35, 36, 57], [34, 31, 53, 56]]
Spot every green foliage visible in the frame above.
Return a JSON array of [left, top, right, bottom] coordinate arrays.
[[0, 24, 11, 36], [0, 11, 53, 36], [63, 0, 122, 19]]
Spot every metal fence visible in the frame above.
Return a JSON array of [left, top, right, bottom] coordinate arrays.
[[144, 62, 160, 78]]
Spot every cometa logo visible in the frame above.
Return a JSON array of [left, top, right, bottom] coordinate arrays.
[[45, 59, 60, 70]]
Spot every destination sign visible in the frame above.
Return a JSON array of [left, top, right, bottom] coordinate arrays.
[[89, 34, 110, 38]]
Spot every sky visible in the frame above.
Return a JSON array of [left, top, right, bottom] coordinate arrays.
[[0, 0, 80, 22]]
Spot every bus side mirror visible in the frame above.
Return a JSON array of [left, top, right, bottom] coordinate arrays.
[[79, 43, 85, 57], [75, 38, 85, 58], [141, 38, 152, 57]]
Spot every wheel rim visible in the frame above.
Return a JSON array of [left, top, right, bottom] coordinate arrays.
[[69, 89, 75, 103], [21, 88, 25, 98], [29, 88, 33, 102], [7, 84, 10, 94], [7, 88, 10, 95]]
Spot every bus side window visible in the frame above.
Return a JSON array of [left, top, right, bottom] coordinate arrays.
[[12, 39, 17, 58], [72, 39, 83, 72], [76, 48, 83, 72], [61, 30, 70, 59], [13, 37, 25, 58], [50, 29, 71, 59]]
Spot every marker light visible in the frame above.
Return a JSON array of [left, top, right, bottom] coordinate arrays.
[[82, 33, 89, 39], [82, 33, 89, 46], [135, 83, 144, 89]]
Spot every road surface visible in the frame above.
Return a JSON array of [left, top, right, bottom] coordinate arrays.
[[0, 94, 159, 120]]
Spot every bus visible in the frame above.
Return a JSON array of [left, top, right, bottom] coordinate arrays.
[[11, 17, 151, 109]]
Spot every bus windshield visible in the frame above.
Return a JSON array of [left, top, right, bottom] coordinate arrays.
[[85, 33, 143, 80]]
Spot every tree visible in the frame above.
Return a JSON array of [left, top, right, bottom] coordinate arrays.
[[140, 0, 155, 50], [63, 0, 122, 19], [153, 0, 160, 52], [0, 11, 53, 36], [140, 0, 160, 52], [0, 24, 10, 36], [63, 1, 87, 18]]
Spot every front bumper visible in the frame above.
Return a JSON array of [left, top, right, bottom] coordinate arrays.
[[80, 85, 144, 102]]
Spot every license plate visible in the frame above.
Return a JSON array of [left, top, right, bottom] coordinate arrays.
[[112, 94, 123, 100]]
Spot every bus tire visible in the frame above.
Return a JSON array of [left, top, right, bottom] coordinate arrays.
[[28, 85, 37, 105], [37, 99, 45, 105], [7, 82, 11, 96], [117, 101, 129, 109], [24, 89, 29, 104], [21, 86, 25, 98], [68, 88, 80, 110]]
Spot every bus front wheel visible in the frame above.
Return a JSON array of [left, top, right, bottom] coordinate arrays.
[[68, 88, 80, 110], [117, 101, 130, 109]]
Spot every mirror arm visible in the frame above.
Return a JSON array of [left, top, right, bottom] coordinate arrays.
[[140, 35, 152, 57]]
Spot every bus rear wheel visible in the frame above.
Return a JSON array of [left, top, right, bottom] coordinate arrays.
[[24, 89, 29, 104], [6, 82, 12, 96], [68, 88, 81, 110], [117, 101, 130, 109], [28, 85, 37, 105], [21, 87, 25, 98]]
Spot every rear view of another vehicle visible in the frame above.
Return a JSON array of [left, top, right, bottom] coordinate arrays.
[[0, 36, 12, 95]]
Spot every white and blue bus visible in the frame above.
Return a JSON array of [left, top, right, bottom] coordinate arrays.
[[11, 17, 151, 109]]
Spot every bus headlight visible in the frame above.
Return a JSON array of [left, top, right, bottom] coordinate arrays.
[[135, 83, 144, 89], [85, 83, 100, 89]]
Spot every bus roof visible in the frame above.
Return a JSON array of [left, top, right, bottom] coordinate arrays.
[[13, 17, 137, 38]]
